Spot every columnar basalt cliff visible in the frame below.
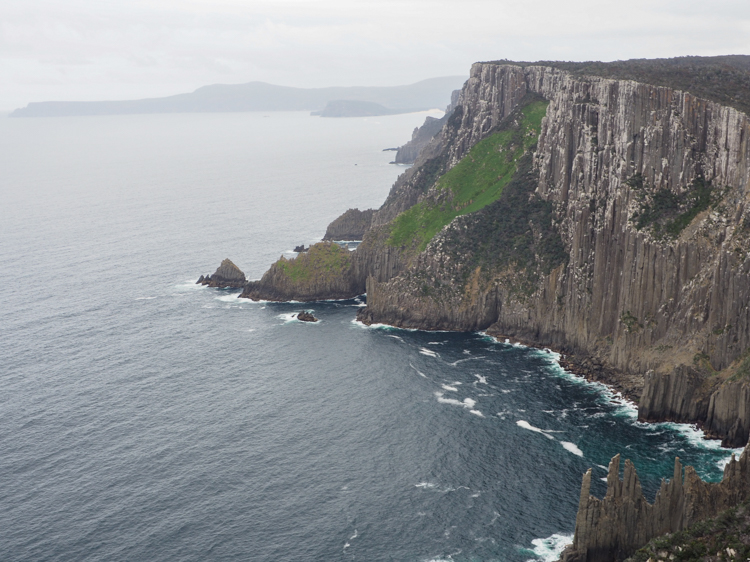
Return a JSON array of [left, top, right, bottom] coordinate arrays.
[[227, 57, 750, 446], [560, 443, 750, 562], [358, 62, 750, 443]]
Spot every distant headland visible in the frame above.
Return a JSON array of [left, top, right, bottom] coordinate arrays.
[[8, 76, 467, 118]]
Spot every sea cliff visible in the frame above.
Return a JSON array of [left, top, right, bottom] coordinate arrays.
[[240, 60, 750, 448], [207, 56, 750, 558]]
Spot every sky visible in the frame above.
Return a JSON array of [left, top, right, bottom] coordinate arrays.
[[3, 0, 750, 110]]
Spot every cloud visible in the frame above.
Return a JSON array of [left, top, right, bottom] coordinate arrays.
[[2, 0, 750, 109]]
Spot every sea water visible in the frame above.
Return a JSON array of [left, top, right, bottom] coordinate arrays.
[[0, 111, 738, 562]]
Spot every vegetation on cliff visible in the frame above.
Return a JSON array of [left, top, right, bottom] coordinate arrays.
[[626, 501, 750, 562], [628, 174, 727, 240], [277, 242, 351, 283], [387, 97, 549, 252]]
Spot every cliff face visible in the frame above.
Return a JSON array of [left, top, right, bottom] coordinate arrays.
[[392, 89, 460, 165], [560, 443, 750, 562], [356, 63, 750, 441], [322, 208, 374, 241], [244, 60, 750, 443]]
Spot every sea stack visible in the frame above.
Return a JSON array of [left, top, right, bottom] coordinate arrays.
[[197, 258, 247, 288]]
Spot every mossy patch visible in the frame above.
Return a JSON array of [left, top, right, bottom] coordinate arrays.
[[431, 149, 568, 298], [278, 242, 350, 283], [629, 174, 726, 240], [387, 97, 549, 252], [627, 502, 750, 562]]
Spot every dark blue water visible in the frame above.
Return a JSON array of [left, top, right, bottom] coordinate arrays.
[[0, 111, 738, 562]]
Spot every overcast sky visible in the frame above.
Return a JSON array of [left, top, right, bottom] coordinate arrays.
[[3, 0, 750, 110]]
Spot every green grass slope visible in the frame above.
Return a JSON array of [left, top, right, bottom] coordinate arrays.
[[387, 98, 549, 252]]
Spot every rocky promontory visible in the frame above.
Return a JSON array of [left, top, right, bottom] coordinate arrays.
[[239, 242, 361, 301], [242, 57, 750, 447], [197, 258, 246, 288], [322, 208, 374, 241], [560, 442, 750, 562]]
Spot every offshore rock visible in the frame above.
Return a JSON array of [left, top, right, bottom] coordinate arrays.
[[323, 208, 374, 241], [559, 442, 750, 562], [197, 258, 246, 288], [296, 311, 317, 322], [239, 242, 361, 302]]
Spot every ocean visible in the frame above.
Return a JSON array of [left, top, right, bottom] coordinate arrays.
[[0, 110, 739, 562]]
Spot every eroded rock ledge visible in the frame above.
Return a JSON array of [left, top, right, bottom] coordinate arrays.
[[560, 442, 750, 562]]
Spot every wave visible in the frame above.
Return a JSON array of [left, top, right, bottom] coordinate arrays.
[[524, 533, 573, 562], [516, 420, 556, 440], [560, 441, 584, 457], [419, 347, 439, 357]]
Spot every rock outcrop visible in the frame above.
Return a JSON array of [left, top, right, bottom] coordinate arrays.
[[197, 258, 247, 288], [560, 442, 750, 562], [322, 208, 374, 241], [296, 311, 317, 322], [239, 242, 361, 301], [393, 89, 461, 164]]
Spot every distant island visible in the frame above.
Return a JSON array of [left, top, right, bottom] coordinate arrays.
[[9, 76, 467, 118]]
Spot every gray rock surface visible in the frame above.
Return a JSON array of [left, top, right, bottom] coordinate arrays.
[[247, 60, 750, 444], [197, 258, 246, 288], [560, 442, 750, 562], [323, 208, 374, 241]]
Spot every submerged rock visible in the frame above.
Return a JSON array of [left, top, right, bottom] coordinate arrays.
[[296, 311, 317, 322], [197, 258, 246, 288]]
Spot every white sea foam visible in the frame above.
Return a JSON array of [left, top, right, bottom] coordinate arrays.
[[343, 529, 359, 550], [410, 363, 427, 378], [276, 312, 321, 325], [435, 393, 483, 417], [135, 296, 157, 300], [415, 482, 437, 489], [441, 384, 459, 392], [516, 420, 556, 440], [387, 335, 404, 342], [474, 374, 487, 385], [525, 533, 574, 562], [419, 347, 439, 357], [436, 393, 465, 407], [560, 441, 584, 457], [216, 293, 242, 302]]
